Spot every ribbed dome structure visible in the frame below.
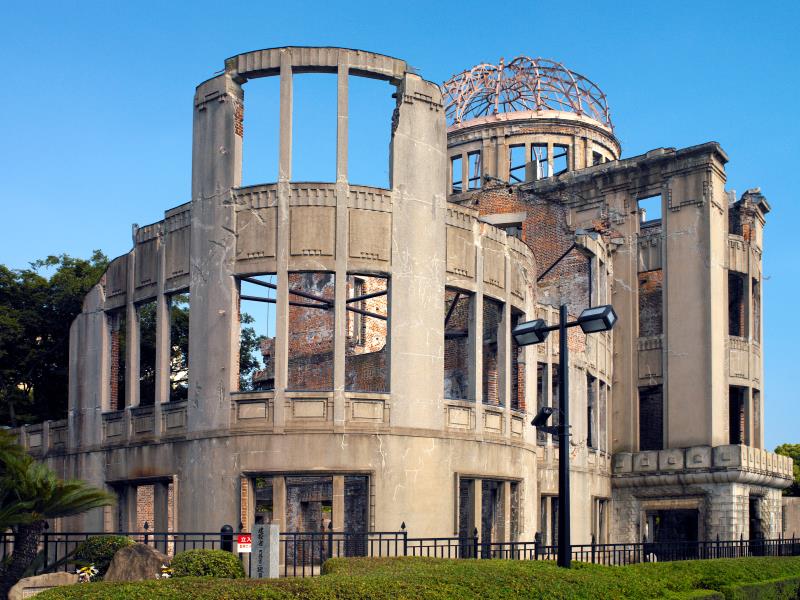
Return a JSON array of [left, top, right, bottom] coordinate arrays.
[[442, 56, 612, 128]]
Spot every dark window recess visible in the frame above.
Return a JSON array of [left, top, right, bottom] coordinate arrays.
[[168, 293, 190, 402], [592, 151, 603, 166], [109, 309, 127, 411], [138, 300, 157, 406], [729, 272, 747, 336], [639, 385, 663, 451], [482, 299, 503, 406], [729, 386, 747, 445], [752, 279, 761, 342], [638, 270, 663, 337], [445, 289, 471, 400]]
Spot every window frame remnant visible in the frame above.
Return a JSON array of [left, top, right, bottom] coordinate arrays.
[[444, 288, 473, 401], [237, 274, 277, 392], [638, 195, 663, 224], [451, 155, 463, 193], [482, 297, 504, 406], [108, 308, 127, 411], [467, 151, 482, 189], [728, 271, 747, 337], [345, 274, 389, 393], [552, 144, 569, 176], [508, 144, 527, 183], [638, 384, 664, 451], [137, 299, 158, 406], [287, 272, 336, 391], [168, 292, 190, 403]]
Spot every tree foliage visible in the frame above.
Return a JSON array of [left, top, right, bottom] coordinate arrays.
[[775, 443, 800, 496], [0, 251, 108, 425], [0, 430, 115, 595]]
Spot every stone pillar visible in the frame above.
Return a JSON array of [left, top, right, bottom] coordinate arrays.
[[388, 73, 446, 431], [472, 479, 483, 542], [154, 235, 169, 437], [122, 484, 138, 532], [188, 71, 242, 433], [333, 63, 349, 429], [272, 475, 287, 531], [153, 481, 170, 532], [126, 251, 139, 408], [332, 475, 345, 532], [502, 480, 512, 542]]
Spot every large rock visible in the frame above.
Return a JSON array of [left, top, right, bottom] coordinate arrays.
[[9, 572, 78, 599], [104, 542, 169, 582]]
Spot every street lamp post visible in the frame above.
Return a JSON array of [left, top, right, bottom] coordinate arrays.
[[512, 303, 617, 568]]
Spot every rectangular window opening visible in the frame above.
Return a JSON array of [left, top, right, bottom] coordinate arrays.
[[348, 75, 394, 188], [346, 275, 388, 393], [468, 151, 481, 189], [532, 144, 549, 179], [639, 384, 664, 451], [729, 386, 747, 445], [288, 272, 335, 390], [482, 298, 503, 406], [728, 272, 747, 337], [451, 155, 463, 193], [445, 289, 472, 400], [168, 292, 190, 402], [638, 195, 662, 224], [108, 309, 127, 411], [587, 374, 597, 449], [638, 270, 663, 337], [241, 77, 280, 186], [137, 300, 157, 406], [592, 151, 603, 166], [508, 145, 526, 183], [292, 74, 337, 182], [536, 362, 547, 446], [511, 309, 525, 411], [553, 144, 569, 175], [238, 274, 276, 392], [752, 279, 761, 342]]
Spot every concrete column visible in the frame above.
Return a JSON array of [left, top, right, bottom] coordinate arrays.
[[126, 253, 139, 408], [609, 190, 639, 452], [388, 73, 446, 431], [472, 479, 482, 542], [153, 481, 170, 533], [188, 72, 242, 434], [272, 475, 286, 531], [333, 63, 349, 429], [499, 296, 511, 436], [122, 484, 138, 532], [332, 475, 345, 532], [461, 152, 469, 191], [546, 142, 554, 178], [154, 235, 170, 407], [273, 54, 293, 431], [502, 481, 512, 542], [473, 281, 484, 431]]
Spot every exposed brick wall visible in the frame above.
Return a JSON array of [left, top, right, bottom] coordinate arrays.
[[136, 484, 154, 531], [287, 273, 335, 390], [482, 299, 502, 405], [345, 276, 388, 392], [638, 270, 663, 337]]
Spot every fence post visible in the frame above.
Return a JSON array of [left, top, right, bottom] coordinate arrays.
[[740, 532, 744, 559], [143, 521, 150, 546], [327, 521, 334, 560], [401, 522, 407, 557], [591, 533, 596, 564], [220, 524, 234, 552], [473, 527, 479, 560], [534, 531, 541, 560]]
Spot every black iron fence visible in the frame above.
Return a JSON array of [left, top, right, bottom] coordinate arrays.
[[2, 526, 799, 579]]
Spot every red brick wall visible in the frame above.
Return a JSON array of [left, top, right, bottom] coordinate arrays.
[[639, 270, 664, 337]]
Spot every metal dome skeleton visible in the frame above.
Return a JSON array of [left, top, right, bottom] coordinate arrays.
[[442, 56, 612, 128]]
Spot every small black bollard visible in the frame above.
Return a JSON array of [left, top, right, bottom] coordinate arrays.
[[220, 524, 234, 552]]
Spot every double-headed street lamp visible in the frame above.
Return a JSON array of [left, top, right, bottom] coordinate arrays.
[[512, 304, 617, 568]]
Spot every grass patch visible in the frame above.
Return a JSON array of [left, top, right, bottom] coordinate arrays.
[[36, 556, 800, 599]]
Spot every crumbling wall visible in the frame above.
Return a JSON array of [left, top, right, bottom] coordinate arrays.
[[638, 270, 664, 337]]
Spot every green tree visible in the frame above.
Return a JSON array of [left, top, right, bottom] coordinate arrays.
[[0, 251, 108, 425], [775, 444, 800, 496], [0, 430, 115, 596], [238, 313, 266, 391]]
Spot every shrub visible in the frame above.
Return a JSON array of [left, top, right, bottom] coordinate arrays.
[[73, 535, 134, 579], [170, 549, 245, 579]]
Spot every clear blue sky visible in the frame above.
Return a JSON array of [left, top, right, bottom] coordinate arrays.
[[1, 0, 797, 449]]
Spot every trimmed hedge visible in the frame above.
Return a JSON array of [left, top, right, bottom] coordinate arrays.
[[72, 535, 135, 579], [36, 556, 800, 600], [170, 548, 246, 578], [720, 575, 800, 599]]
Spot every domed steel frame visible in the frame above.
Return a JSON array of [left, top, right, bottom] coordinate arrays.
[[442, 56, 612, 128]]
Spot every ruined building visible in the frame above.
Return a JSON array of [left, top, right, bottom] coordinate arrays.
[[17, 47, 792, 546]]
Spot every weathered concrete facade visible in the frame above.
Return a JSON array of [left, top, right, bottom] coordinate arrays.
[[18, 48, 792, 546]]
